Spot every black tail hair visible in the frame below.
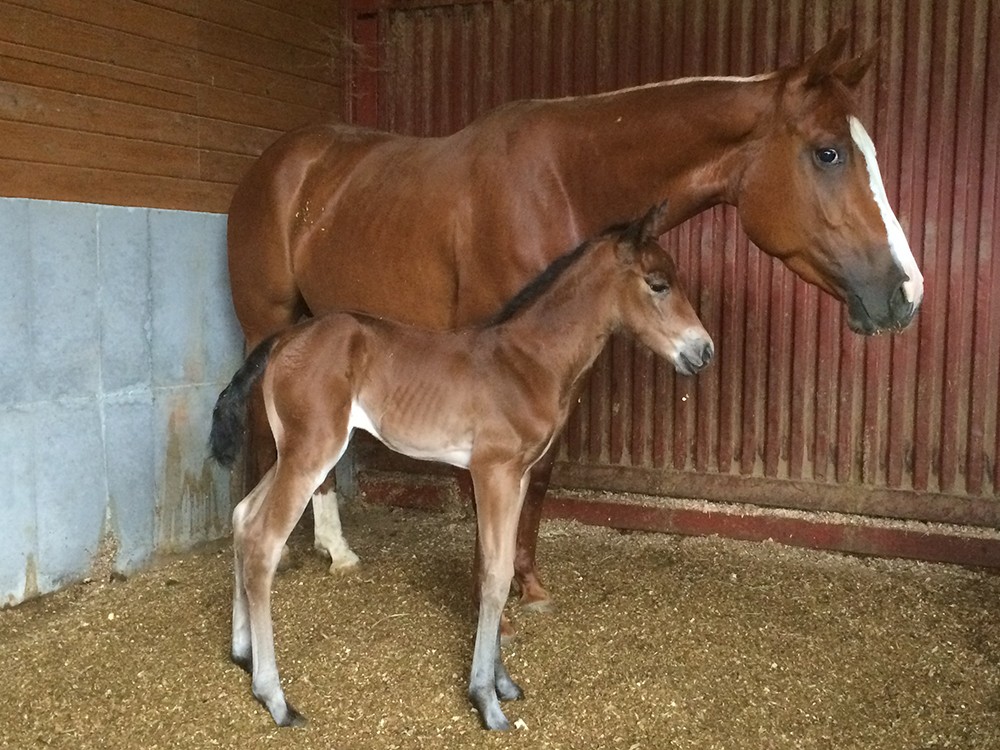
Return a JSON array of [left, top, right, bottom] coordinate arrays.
[[209, 335, 278, 467]]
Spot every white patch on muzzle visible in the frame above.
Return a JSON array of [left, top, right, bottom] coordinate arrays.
[[848, 116, 924, 307]]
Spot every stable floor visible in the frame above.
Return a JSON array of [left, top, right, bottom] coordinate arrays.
[[2, 500, 998, 749]]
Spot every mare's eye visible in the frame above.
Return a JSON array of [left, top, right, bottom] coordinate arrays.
[[646, 278, 669, 294], [814, 147, 843, 167]]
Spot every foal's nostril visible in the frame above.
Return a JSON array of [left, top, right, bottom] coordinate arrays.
[[700, 342, 714, 366]]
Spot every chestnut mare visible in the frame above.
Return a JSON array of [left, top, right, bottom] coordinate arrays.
[[212, 203, 713, 729], [226, 32, 923, 631]]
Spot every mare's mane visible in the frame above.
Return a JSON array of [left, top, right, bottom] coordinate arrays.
[[487, 221, 633, 327]]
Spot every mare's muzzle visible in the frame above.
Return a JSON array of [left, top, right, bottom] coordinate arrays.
[[845, 275, 918, 335]]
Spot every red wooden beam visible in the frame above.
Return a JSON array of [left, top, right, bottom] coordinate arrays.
[[359, 472, 1000, 570]]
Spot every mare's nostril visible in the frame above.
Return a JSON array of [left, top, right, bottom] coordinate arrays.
[[890, 282, 914, 325]]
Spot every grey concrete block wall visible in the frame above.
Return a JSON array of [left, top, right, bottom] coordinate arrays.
[[0, 198, 244, 606]]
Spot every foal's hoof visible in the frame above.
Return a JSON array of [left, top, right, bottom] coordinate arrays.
[[270, 702, 307, 728], [259, 697, 308, 728], [278, 702, 307, 728], [231, 651, 253, 674], [470, 694, 511, 731], [495, 678, 524, 702]]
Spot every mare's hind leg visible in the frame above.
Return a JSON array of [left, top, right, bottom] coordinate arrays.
[[467, 465, 528, 730], [312, 475, 361, 572], [237, 433, 351, 727]]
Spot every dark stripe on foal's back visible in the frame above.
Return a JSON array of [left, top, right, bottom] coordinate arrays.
[[486, 221, 631, 327]]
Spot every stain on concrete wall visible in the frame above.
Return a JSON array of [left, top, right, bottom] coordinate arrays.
[[0, 198, 244, 606]]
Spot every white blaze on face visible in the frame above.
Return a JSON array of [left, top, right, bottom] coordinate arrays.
[[848, 116, 925, 307]]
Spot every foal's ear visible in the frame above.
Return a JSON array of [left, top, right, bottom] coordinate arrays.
[[804, 28, 849, 87], [832, 42, 878, 89], [637, 199, 671, 243]]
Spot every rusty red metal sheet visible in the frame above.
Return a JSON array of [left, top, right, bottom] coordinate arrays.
[[345, 1, 1000, 544]]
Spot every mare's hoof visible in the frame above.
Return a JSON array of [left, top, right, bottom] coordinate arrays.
[[325, 549, 361, 574], [276, 545, 296, 573], [316, 543, 361, 573], [520, 595, 555, 614], [499, 613, 517, 646]]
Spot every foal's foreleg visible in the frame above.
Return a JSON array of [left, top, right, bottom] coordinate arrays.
[[468, 466, 528, 730]]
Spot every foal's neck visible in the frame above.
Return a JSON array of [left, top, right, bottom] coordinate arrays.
[[494, 241, 621, 382], [542, 76, 777, 229]]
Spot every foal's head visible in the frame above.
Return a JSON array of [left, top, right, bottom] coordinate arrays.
[[612, 201, 714, 376], [735, 30, 923, 334]]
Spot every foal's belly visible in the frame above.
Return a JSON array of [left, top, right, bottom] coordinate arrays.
[[347, 400, 473, 470]]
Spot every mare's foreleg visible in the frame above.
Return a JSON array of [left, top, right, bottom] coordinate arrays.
[[468, 466, 528, 730], [513, 445, 556, 611]]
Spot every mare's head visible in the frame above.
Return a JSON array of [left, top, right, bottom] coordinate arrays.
[[736, 30, 923, 334], [613, 201, 714, 376]]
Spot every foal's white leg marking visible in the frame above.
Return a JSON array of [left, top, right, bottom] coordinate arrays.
[[312, 488, 360, 572], [848, 116, 925, 306]]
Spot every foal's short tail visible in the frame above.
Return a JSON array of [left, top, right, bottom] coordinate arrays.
[[209, 336, 277, 467]]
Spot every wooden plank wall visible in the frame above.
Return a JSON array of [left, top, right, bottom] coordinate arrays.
[[0, 0, 345, 213]]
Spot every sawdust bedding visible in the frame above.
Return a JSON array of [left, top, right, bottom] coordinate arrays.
[[2, 500, 998, 749]]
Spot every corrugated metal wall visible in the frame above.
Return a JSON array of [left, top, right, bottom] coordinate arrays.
[[347, 0, 999, 529]]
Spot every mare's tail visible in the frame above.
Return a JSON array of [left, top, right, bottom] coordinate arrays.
[[209, 336, 278, 467]]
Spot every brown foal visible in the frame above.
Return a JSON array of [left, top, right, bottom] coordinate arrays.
[[210, 202, 713, 730]]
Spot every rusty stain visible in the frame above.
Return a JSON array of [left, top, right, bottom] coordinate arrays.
[[158, 402, 227, 554]]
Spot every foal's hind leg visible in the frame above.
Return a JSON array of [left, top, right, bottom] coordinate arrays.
[[238, 435, 351, 727], [232, 466, 277, 672]]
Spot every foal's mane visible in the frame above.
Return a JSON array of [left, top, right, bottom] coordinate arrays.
[[487, 221, 632, 327]]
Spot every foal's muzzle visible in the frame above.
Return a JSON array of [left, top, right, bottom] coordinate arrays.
[[673, 333, 714, 376]]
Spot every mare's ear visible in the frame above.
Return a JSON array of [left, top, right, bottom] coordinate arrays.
[[638, 199, 671, 243], [832, 42, 878, 89], [804, 28, 849, 87]]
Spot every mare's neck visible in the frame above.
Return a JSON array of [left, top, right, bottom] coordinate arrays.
[[538, 76, 777, 230]]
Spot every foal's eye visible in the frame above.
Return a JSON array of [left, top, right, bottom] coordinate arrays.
[[814, 147, 843, 167], [646, 278, 670, 294]]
